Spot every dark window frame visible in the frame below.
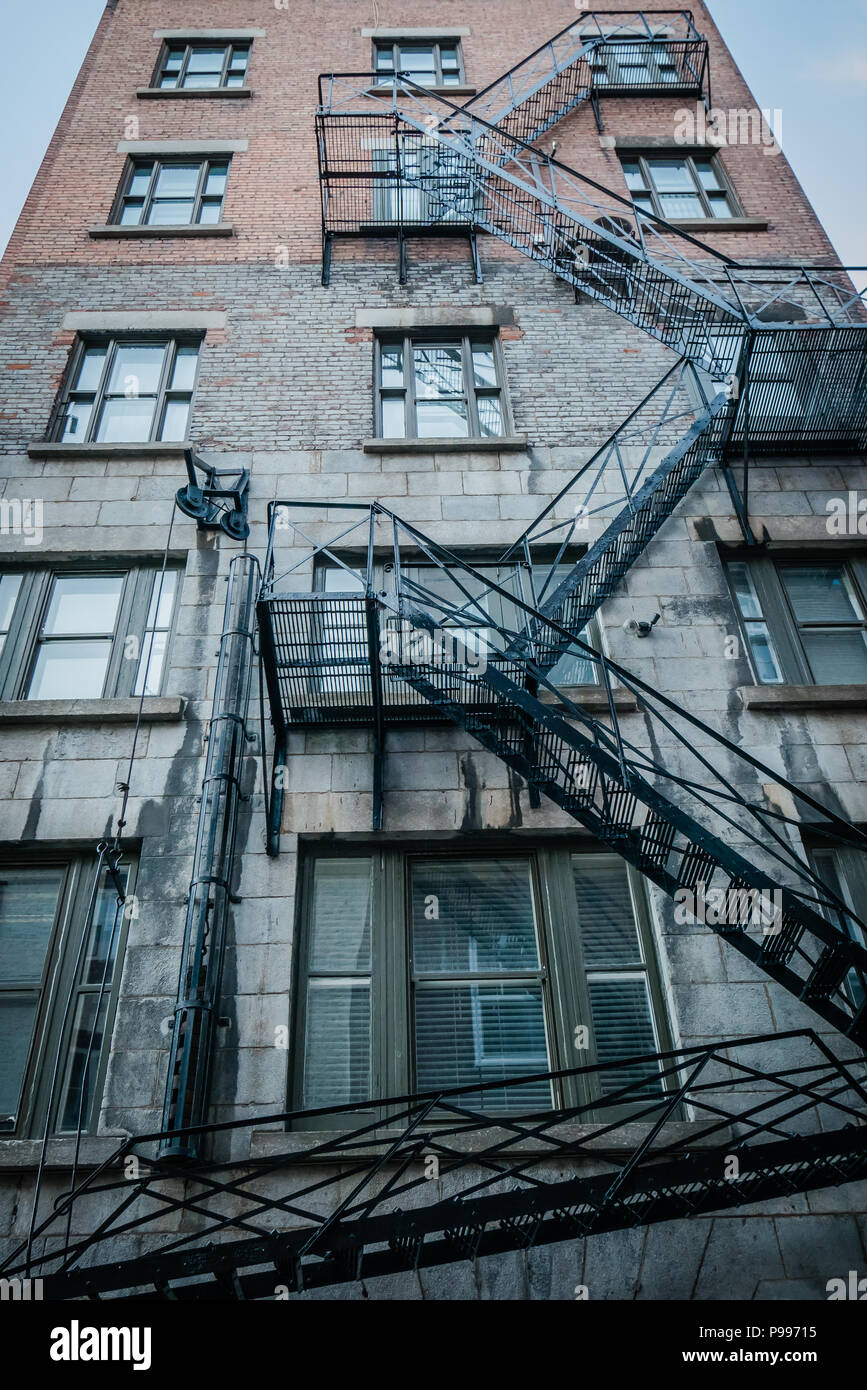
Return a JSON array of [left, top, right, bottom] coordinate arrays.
[[150, 39, 252, 91], [111, 156, 231, 228], [290, 840, 672, 1128], [375, 331, 512, 441], [621, 151, 742, 220], [48, 334, 203, 445], [0, 850, 136, 1137], [725, 553, 867, 686], [0, 560, 183, 702], [372, 38, 465, 88]]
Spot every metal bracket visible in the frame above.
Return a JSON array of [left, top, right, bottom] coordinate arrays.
[[176, 450, 250, 541]]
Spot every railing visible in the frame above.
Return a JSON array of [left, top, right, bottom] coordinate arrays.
[[6, 1031, 865, 1299]]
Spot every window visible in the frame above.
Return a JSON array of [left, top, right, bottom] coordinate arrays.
[[293, 846, 669, 1120], [621, 155, 739, 220], [589, 38, 683, 89], [726, 557, 867, 685], [152, 41, 250, 90], [373, 39, 464, 88], [314, 555, 600, 692], [113, 158, 230, 227], [376, 334, 509, 440], [370, 135, 478, 227], [50, 337, 201, 444], [0, 853, 135, 1135], [810, 845, 867, 1010], [0, 564, 180, 701]]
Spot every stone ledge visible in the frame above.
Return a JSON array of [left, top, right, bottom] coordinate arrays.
[[0, 1137, 129, 1170], [136, 86, 252, 99], [364, 436, 528, 454], [28, 441, 190, 460], [89, 223, 235, 240], [540, 687, 639, 713], [356, 305, 514, 329], [153, 28, 267, 40], [739, 684, 867, 711], [0, 697, 186, 726]]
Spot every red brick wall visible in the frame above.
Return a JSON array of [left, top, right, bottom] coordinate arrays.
[[0, 0, 842, 282]]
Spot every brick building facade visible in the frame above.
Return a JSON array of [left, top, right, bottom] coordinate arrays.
[[0, 1, 865, 1301]]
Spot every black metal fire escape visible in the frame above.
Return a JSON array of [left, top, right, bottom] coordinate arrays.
[[9, 12, 867, 1300]]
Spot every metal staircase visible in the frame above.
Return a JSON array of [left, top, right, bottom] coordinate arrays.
[[260, 501, 867, 1048], [461, 10, 711, 145]]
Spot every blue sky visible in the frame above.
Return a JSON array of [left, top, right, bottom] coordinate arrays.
[[0, 0, 865, 275]]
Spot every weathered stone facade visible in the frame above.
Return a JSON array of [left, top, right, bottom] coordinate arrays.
[[0, 0, 864, 1299]]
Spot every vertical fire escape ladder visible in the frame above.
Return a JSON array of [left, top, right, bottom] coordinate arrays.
[[160, 554, 260, 1160]]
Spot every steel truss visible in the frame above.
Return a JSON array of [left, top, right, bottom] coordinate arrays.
[[4, 1031, 865, 1300]]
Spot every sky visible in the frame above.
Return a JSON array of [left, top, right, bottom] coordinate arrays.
[[0, 0, 865, 274]]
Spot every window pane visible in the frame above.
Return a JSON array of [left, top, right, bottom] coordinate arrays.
[[0, 867, 63, 984], [119, 201, 144, 226], [440, 46, 459, 68], [197, 201, 222, 225], [414, 344, 463, 397], [414, 983, 552, 1110], [96, 396, 157, 442], [728, 562, 763, 620], [185, 48, 225, 72], [44, 574, 123, 636], [134, 629, 167, 695], [145, 569, 178, 630], [153, 164, 201, 198], [303, 980, 371, 1107], [780, 566, 862, 623], [658, 193, 703, 218], [381, 396, 405, 437], [204, 164, 228, 197], [181, 72, 222, 89], [147, 199, 195, 226], [74, 346, 108, 393], [83, 867, 128, 984], [746, 622, 785, 684], [28, 641, 113, 700], [646, 160, 694, 192], [310, 860, 372, 971], [128, 165, 154, 198], [709, 196, 733, 218], [61, 399, 94, 442], [163, 48, 183, 70], [380, 344, 404, 387], [57, 992, 109, 1132], [589, 977, 662, 1095], [159, 75, 179, 89], [476, 396, 503, 438], [375, 48, 394, 71], [0, 574, 21, 634], [471, 345, 497, 386], [159, 399, 190, 442], [230, 46, 249, 69], [398, 45, 435, 72], [695, 161, 723, 190], [0, 996, 39, 1121], [106, 343, 166, 396], [225, 73, 245, 88], [801, 630, 867, 685], [572, 859, 642, 967], [416, 399, 468, 437], [412, 858, 540, 973], [170, 345, 199, 391]]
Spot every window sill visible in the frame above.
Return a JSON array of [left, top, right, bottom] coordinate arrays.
[[28, 441, 190, 460], [739, 684, 867, 711], [89, 223, 235, 239], [540, 687, 639, 713], [0, 1136, 128, 1170], [0, 697, 186, 726], [669, 218, 769, 232], [136, 86, 251, 99], [364, 435, 528, 454]]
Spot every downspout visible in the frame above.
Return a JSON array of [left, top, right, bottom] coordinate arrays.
[[159, 553, 260, 1159]]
